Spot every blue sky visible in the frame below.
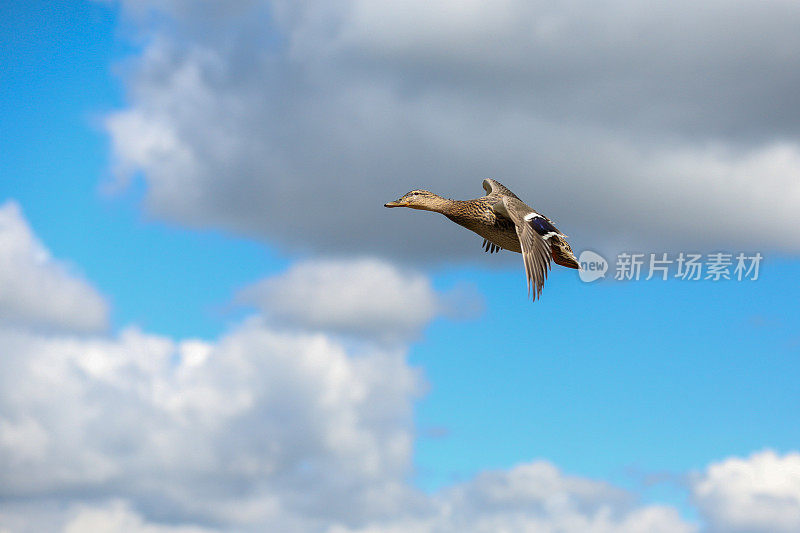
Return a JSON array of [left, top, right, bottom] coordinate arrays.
[[2, 1, 800, 532], [2, 1, 286, 339]]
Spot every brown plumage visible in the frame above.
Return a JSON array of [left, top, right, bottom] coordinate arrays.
[[385, 178, 579, 300]]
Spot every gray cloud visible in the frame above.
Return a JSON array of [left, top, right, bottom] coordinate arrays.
[[62, 501, 215, 533], [106, 0, 800, 260]]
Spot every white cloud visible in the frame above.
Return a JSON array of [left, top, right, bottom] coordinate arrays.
[[0, 201, 108, 332], [0, 201, 427, 531], [1, 199, 798, 533], [693, 449, 800, 533], [0, 458, 702, 533], [236, 258, 457, 342], [335, 461, 696, 533], [0, 321, 424, 531], [0, 200, 697, 532], [106, 0, 800, 258]]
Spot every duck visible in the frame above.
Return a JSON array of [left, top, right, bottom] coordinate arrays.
[[385, 178, 579, 300]]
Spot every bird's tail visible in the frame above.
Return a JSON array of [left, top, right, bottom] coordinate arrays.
[[548, 235, 580, 269]]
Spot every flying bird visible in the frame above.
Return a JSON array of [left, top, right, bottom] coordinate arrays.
[[385, 178, 579, 300]]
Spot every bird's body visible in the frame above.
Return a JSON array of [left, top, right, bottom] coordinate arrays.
[[385, 178, 579, 299]]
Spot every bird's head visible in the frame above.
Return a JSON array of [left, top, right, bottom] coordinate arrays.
[[384, 190, 441, 211]]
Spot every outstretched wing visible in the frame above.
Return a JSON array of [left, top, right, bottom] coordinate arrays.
[[482, 178, 519, 199], [494, 196, 552, 300]]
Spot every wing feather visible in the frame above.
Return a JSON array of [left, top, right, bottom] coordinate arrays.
[[482, 178, 519, 199], [482, 239, 500, 254], [499, 196, 552, 299]]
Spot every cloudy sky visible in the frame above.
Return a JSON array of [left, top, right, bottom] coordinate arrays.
[[2, 1, 800, 531]]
